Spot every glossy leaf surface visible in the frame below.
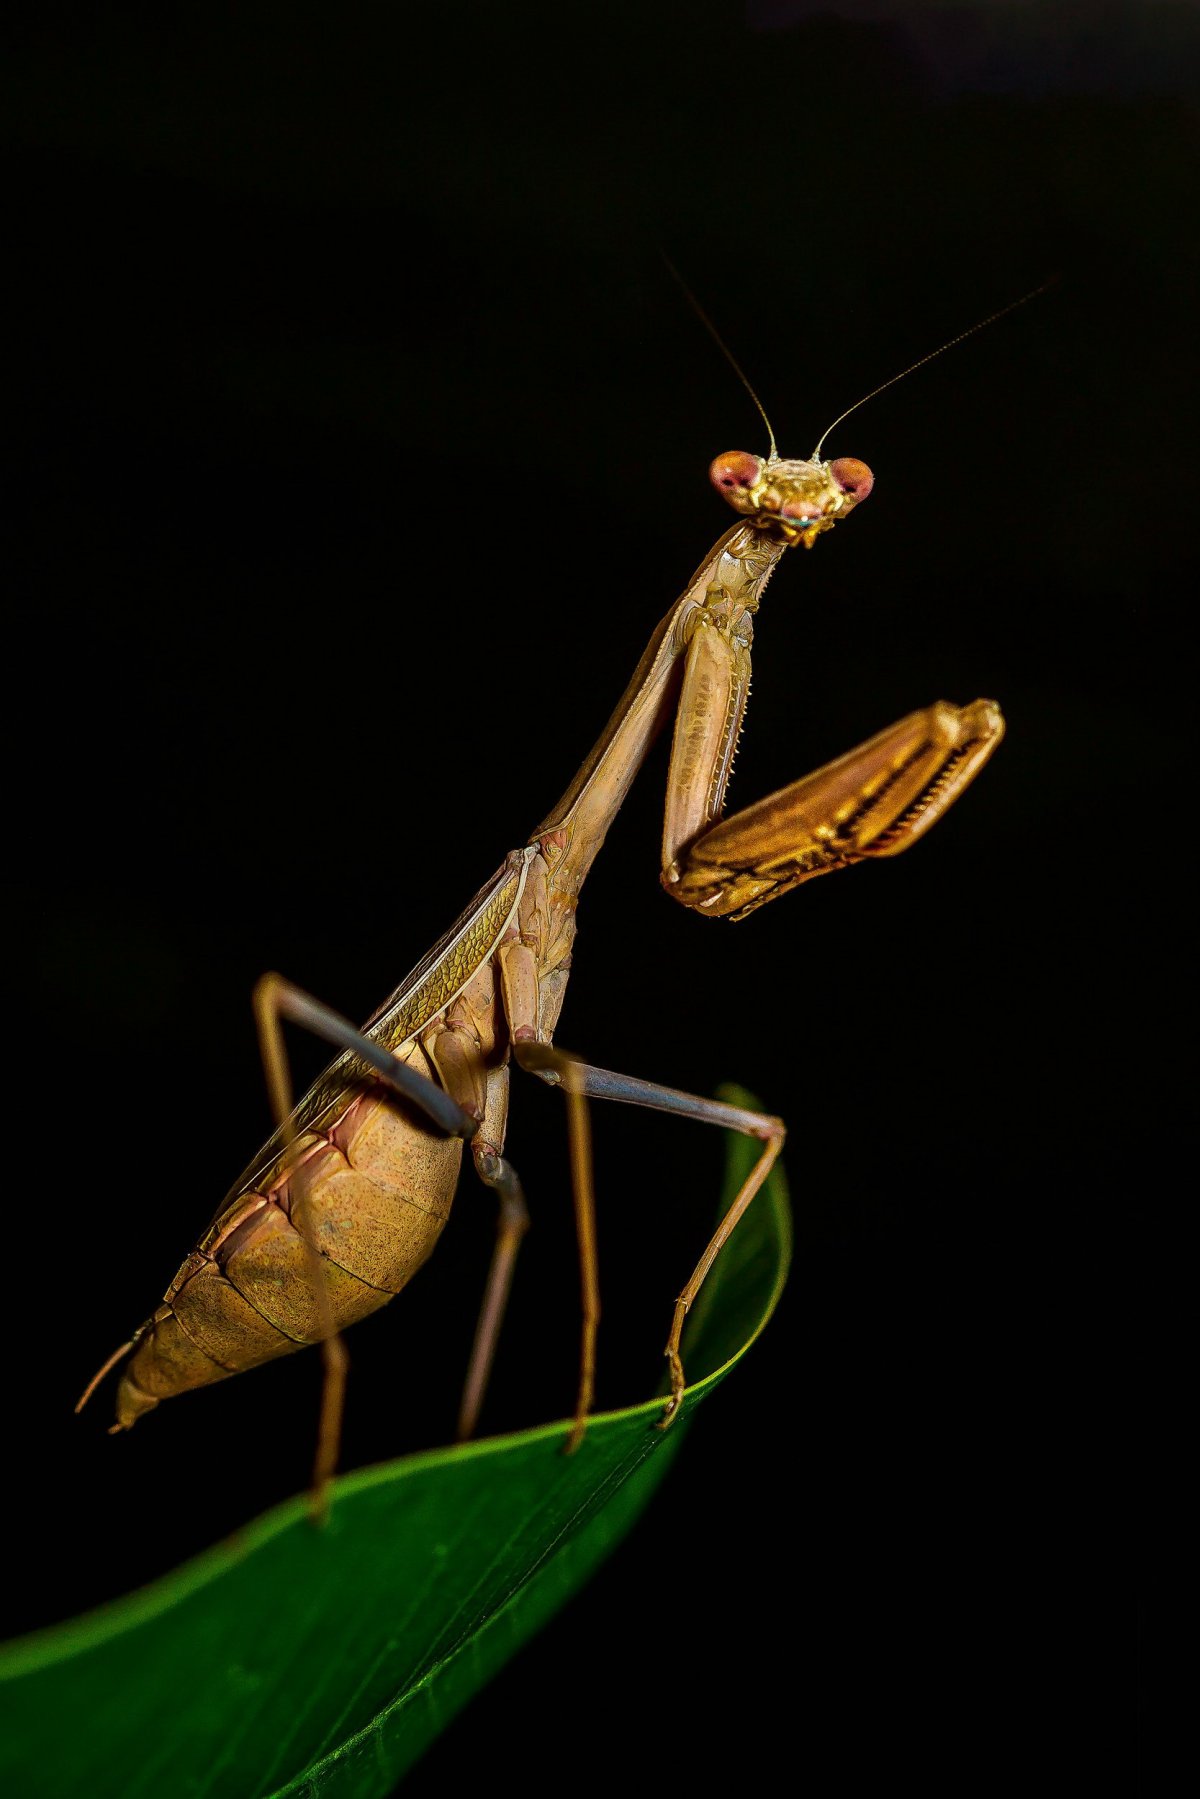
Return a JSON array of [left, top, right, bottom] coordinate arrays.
[[0, 1095, 789, 1798]]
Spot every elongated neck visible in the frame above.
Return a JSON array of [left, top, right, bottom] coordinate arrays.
[[532, 522, 787, 903]]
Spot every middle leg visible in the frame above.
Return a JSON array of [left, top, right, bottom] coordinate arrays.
[[458, 1066, 531, 1442], [512, 1039, 784, 1436]]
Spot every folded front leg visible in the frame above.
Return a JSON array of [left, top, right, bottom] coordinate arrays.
[[663, 640, 1004, 922]]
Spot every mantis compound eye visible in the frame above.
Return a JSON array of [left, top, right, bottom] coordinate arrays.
[[828, 457, 874, 503], [709, 451, 762, 494]]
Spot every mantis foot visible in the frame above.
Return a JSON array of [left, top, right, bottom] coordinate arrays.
[[657, 1345, 686, 1430]]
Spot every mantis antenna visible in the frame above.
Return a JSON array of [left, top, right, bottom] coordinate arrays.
[[663, 253, 778, 461], [812, 279, 1057, 459]]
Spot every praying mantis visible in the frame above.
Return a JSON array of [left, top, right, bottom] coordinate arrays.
[[78, 296, 1022, 1503]]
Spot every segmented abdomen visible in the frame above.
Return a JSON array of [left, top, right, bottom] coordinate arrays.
[[114, 1043, 462, 1428]]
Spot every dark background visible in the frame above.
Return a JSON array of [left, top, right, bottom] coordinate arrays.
[[4, 0, 1174, 1788]]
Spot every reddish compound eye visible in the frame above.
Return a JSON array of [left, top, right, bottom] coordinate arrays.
[[709, 451, 762, 494], [828, 457, 874, 502]]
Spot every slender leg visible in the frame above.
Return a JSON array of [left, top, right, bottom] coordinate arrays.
[[460, 1152, 529, 1439], [512, 1040, 784, 1434], [423, 999, 534, 1439], [253, 972, 476, 1517], [458, 1066, 531, 1442], [256, 974, 478, 1140], [497, 938, 601, 1452], [560, 1057, 599, 1452]]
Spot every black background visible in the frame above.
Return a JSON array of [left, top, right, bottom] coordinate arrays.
[[4, 1, 1174, 1789]]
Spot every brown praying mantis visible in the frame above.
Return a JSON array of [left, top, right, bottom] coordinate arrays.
[[78, 295, 1025, 1503]]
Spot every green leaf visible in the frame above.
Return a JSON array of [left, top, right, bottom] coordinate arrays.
[[0, 1090, 789, 1798]]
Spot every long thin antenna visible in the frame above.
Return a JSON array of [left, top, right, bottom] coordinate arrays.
[[811, 278, 1057, 460], [662, 253, 777, 460]]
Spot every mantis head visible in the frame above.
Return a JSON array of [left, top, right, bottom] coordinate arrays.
[[709, 452, 874, 548], [690, 277, 1047, 551]]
